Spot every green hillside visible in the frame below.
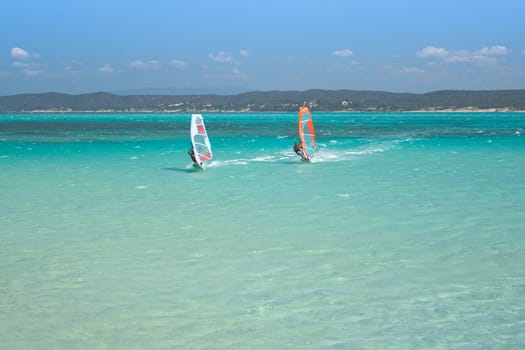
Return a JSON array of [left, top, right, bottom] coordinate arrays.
[[1, 89, 524, 112]]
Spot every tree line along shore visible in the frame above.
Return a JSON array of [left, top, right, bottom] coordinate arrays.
[[1, 89, 524, 112]]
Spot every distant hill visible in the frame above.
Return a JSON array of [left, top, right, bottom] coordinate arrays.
[[1, 89, 524, 112]]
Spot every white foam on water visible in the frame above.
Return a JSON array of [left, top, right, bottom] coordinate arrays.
[[308, 139, 401, 162], [207, 159, 249, 167], [205, 139, 406, 167], [252, 154, 279, 162]]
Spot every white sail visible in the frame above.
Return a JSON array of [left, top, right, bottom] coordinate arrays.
[[190, 114, 213, 167]]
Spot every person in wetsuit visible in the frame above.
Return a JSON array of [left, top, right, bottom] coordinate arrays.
[[188, 146, 197, 163], [293, 141, 305, 159]]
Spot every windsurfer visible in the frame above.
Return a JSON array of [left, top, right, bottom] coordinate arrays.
[[293, 141, 306, 159], [188, 147, 197, 163]]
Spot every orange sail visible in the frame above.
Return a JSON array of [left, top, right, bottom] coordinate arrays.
[[298, 106, 317, 159]]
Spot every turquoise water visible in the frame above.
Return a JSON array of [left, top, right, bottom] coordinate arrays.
[[1, 112, 524, 349]]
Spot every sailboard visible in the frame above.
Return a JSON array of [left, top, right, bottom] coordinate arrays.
[[189, 114, 213, 168], [297, 106, 317, 161]]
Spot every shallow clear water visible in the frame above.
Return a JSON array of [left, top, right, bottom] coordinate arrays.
[[1, 112, 524, 349]]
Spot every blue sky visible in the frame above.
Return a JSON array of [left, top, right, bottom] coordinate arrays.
[[1, 0, 524, 95]]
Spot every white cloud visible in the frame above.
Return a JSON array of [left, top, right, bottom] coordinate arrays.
[[98, 64, 115, 73], [11, 47, 30, 59], [208, 51, 233, 63], [127, 60, 161, 69], [128, 60, 147, 68], [11, 56, 46, 76], [10, 47, 45, 76], [522, 49, 525, 55], [170, 59, 189, 70], [445, 50, 497, 64], [333, 49, 353, 57], [12, 62, 30, 68], [476, 46, 508, 56], [416, 46, 449, 58], [240, 50, 249, 57], [417, 45, 508, 66]]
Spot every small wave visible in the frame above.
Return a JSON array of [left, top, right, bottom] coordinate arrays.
[[252, 155, 280, 162], [310, 145, 387, 162], [207, 153, 289, 167], [202, 138, 411, 166], [207, 159, 248, 167]]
